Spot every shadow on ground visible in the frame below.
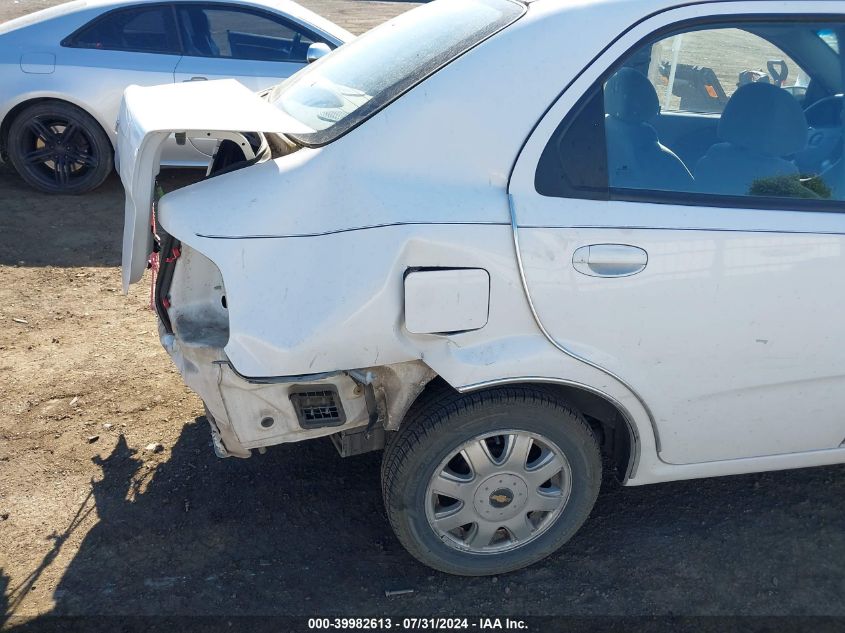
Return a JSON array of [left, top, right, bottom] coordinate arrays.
[[3, 416, 845, 625], [0, 165, 201, 268], [0, 570, 8, 627]]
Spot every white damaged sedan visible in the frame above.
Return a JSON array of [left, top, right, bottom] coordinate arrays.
[[119, 0, 845, 575]]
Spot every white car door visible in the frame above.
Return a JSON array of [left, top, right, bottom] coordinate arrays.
[[172, 4, 317, 90], [509, 2, 845, 465]]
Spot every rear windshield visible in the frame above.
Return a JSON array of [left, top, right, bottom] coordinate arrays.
[[269, 0, 525, 146]]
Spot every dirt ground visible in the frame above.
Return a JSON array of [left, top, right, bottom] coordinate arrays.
[[1, 0, 845, 628]]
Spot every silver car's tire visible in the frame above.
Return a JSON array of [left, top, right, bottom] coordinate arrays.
[[7, 101, 113, 194], [381, 385, 601, 576]]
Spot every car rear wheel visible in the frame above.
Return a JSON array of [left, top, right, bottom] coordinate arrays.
[[7, 101, 113, 194], [381, 385, 602, 575]]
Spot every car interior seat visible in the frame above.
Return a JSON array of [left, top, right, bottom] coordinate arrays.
[[181, 9, 219, 57], [821, 108, 845, 200], [604, 67, 694, 191], [695, 82, 808, 196], [823, 159, 844, 199]]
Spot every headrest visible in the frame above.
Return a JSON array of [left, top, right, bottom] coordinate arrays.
[[718, 82, 807, 156], [604, 114, 659, 147], [604, 68, 660, 123]]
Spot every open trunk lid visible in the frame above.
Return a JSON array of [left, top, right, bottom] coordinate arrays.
[[117, 78, 313, 293]]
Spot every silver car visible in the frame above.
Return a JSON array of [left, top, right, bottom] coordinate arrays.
[[0, 0, 351, 194]]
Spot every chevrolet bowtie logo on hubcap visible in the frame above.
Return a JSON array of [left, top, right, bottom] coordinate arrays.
[[489, 488, 514, 508]]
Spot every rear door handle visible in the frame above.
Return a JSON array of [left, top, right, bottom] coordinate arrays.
[[572, 244, 648, 277], [183, 76, 208, 82]]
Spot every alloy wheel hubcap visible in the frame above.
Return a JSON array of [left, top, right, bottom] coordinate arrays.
[[425, 430, 572, 554], [20, 116, 98, 187]]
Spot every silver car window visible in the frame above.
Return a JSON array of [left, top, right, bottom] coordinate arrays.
[[175, 5, 323, 62], [64, 5, 180, 55]]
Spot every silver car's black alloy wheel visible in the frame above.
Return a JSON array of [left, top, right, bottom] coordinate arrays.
[[8, 102, 113, 194]]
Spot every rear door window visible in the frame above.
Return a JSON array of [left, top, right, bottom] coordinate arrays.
[[536, 21, 845, 204]]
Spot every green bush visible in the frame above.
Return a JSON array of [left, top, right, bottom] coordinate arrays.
[[749, 174, 832, 199]]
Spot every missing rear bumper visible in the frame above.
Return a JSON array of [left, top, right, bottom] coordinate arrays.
[[161, 326, 435, 458]]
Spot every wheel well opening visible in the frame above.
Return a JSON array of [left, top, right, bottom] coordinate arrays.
[[536, 382, 634, 482], [404, 377, 635, 482]]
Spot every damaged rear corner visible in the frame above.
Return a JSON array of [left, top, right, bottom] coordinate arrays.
[[162, 313, 436, 458], [158, 238, 437, 459], [118, 79, 443, 459], [158, 233, 435, 459]]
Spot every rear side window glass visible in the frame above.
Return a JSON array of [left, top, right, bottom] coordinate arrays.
[[537, 21, 845, 206], [64, 6, 179, 54], [175, 6, 322, 62]]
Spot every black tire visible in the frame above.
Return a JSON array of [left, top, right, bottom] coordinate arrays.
[[381, 385, 601, 576], [7, 101, 113, 194]]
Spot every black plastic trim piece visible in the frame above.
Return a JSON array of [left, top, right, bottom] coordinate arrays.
[[289, 385, 347, 429], [608, 187, 845, 214]]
